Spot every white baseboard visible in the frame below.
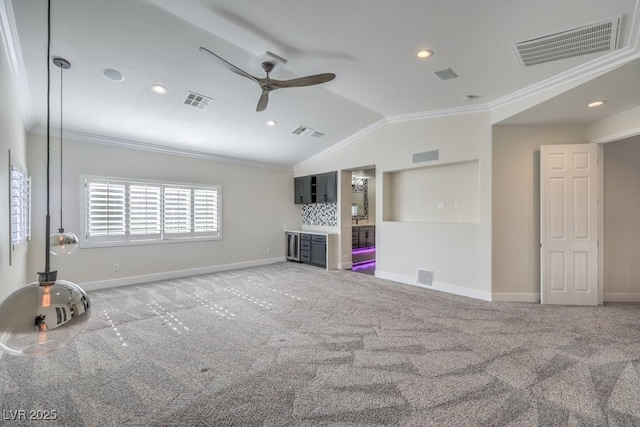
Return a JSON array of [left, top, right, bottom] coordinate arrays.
[[492, 293, 540, 303], [604, 293, 640, 302], [80, 257, 286, 291], [374, 270, 492, 302]]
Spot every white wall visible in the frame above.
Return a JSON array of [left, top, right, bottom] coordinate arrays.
[[296, 112, 493, 300], [0, 36, 29, 303], [603, 135, 640, 300], [491, 125, 587, 301], [26, 134, 300, 289]]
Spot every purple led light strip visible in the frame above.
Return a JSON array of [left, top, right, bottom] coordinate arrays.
[[352, 247, 376, 255], [352, 260, 376, 271]]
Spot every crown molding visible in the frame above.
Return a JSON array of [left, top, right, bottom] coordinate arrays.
[[488, 48, 640, 118], [0, 0, 36, 129], [294, 117, 388, 170], [29, 125, 293, 171], [386, 104, 490, 123], [294, 104, 489, 171]]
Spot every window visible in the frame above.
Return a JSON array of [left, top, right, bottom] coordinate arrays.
[[9, 153, 31, 263], [84, 177, 221, 246]]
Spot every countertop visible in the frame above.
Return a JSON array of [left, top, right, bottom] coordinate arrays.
[[285, 229, 338, 236]]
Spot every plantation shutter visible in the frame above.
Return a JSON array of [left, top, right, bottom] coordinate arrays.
[[10, 163, 31, 261], [129, 184, 161, 239], [86, 180, 126, 242], [83, 176, 221, 245], [193, 187, 219, 235], [164, 186, 192, 235]]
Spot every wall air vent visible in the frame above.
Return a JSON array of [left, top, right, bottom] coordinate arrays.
[[433, 68, 458, 80], [417, 269, 434, 286], [310, 131, 325, 138], [512, 17, 620, 67], [184, 92, 212, 109], [412, 149, 439, 164]]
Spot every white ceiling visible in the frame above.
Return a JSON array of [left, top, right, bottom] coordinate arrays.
[[2, 0, 640, 168]]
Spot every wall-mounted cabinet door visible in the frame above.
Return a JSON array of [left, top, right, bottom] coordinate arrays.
[[316, 172, 337, 203], [294, 176, 312, 204]]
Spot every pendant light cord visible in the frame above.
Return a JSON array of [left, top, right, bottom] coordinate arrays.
[[59, 63, 64, 231], [45, 0, 52, 273]]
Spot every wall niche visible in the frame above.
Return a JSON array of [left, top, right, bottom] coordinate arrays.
[[383, 160, 480, 224]]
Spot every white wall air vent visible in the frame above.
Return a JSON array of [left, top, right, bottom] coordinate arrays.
[[417, 269, 434, 286], [184, 92, 212, 109], [512, 17, 620, 67], [412, 149, 439, 164], [433, 68, 458, 80]]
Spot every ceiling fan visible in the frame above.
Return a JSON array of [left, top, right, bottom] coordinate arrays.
[[200, 47, 336, 112]]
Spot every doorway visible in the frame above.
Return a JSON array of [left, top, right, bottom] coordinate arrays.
[[349, 168, 376, 275]]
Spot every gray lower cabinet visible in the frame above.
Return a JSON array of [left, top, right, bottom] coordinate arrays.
[[300, 233, 326, 268], [356, 226, 375, 248], [300, 234, 312, 262]]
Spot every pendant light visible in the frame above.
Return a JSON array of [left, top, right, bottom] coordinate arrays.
[[49, 56, 79, 256], [0, 0, 90, 356]]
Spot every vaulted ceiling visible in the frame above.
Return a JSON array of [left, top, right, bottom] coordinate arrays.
[[2, 0, 639, 168]]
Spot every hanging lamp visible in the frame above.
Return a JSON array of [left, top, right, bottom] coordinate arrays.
[[0, 0, 90, 356], [49, 56, 79, 256]]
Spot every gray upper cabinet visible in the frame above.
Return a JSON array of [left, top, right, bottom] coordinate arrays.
[[294, 176, 312, 204], [316, 172, 337, 203], [294, 171, 336, 204]]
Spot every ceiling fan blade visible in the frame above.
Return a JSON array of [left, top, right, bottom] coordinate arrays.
[[270, 73, 336, 89], [256, 89, 269, 112], [199, 47, 258, 83]]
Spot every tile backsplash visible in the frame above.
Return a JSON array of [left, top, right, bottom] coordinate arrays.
[[302, 203, 338, 226]]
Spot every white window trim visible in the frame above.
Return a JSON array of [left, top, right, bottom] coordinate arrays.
[[82, 176, 222, 248], [9, 151, 31, 264]]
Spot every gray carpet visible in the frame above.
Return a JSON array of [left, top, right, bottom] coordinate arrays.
[[1, 262, 640, 426]]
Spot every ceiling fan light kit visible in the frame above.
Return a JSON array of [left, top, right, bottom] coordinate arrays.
[[200, 46, 335, 112]]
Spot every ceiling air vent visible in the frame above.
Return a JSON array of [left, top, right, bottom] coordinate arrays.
[[184, 92, 212, 109], [433, 68, 458, 81], [512, 17, 620, 67], [291, 125, 315, 136], [310, 131, 324, 138]]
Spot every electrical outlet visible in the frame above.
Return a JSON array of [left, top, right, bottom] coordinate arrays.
[[113, 264, 120, 272], [266, 248, 271, 255]]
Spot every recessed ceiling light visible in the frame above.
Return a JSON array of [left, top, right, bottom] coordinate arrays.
[[266, 120, 277, 126], [587, 100, 606, 108], [151, 84, 167, 95], [102, 68, 124, 82], [417, 49, 433, 59]]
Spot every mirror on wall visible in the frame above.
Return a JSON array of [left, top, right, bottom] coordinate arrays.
[[352, 176, 368, 220]]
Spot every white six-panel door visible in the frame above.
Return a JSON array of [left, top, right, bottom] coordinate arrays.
[[540, 144, 599, 305]]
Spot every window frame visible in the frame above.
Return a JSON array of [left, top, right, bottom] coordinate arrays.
[[82, 176, 222, 248], [9, 152, 31, 264]]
